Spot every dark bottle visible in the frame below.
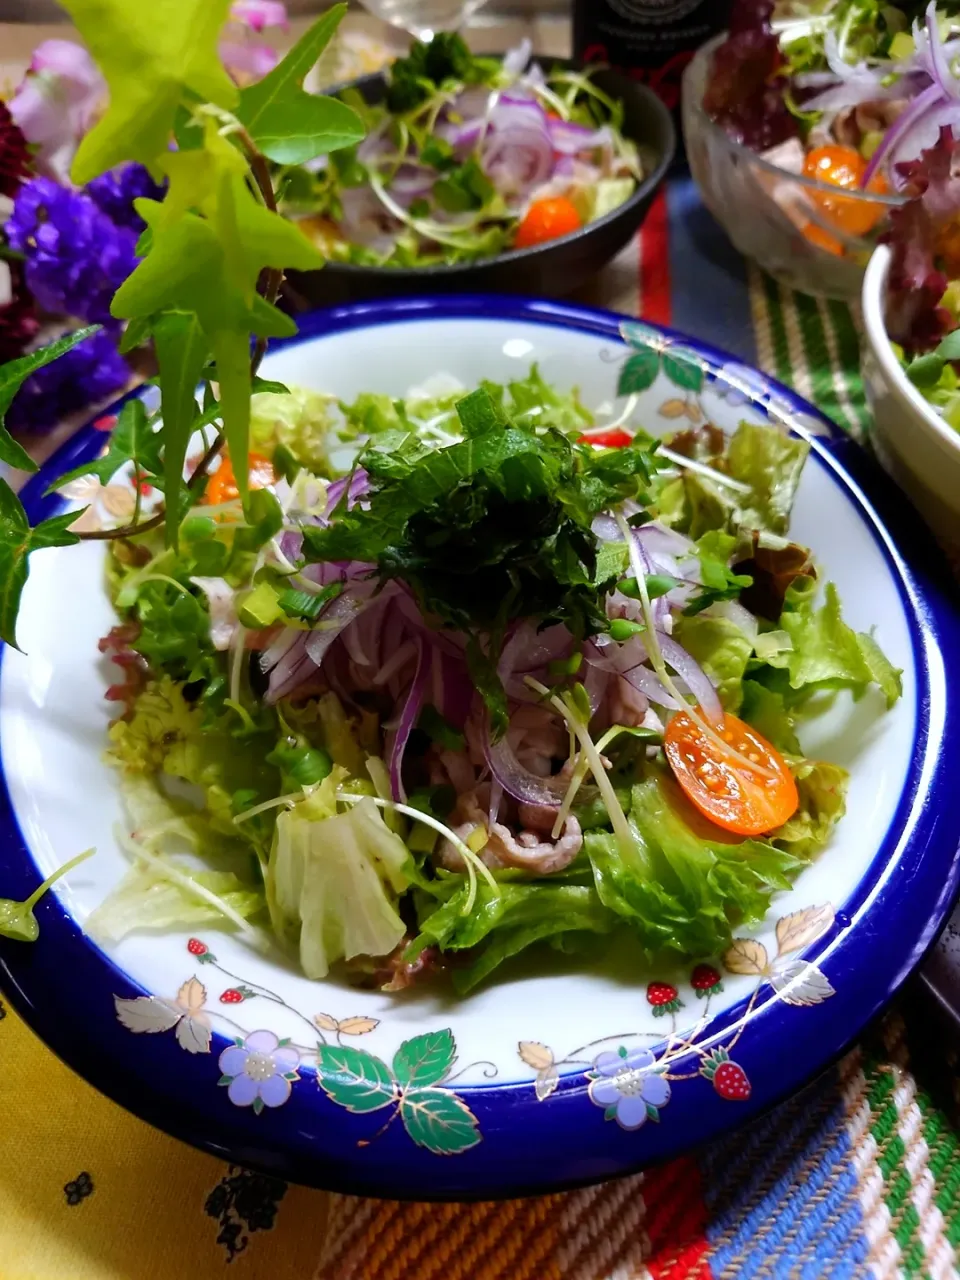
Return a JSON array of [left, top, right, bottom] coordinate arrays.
[[574, 0, 734, 152]]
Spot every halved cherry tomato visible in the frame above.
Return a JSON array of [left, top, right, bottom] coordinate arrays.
[[801, 145, 889, 255], [577, 427, 634, 449], [664, 711, 799, 836], [204, 451, 275, 506], [514, 196, 583, 250]]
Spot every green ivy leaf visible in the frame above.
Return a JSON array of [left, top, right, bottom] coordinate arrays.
[[152, 311, 210, 542], [49, 396, 161, 493], [399, 1088, 481, 1155], [661, 347, 705, 394], [392, 1029, 456, 1088], [111, 125, 323, 500], [0, 328, 102, 472], [0, 480, 80, 649], [617, 349, 660, 397], [238, 4, 365, 165], [61, 0, 239, 183], [315, 1043, 397, 1114]]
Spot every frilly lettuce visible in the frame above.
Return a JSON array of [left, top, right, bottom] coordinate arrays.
[[762, 579, 903, 707], [268, 791, 411, 979], [657, 420, 808, 539], [86, 775, 265, 944], [410, 876, 614, 994], [584, 771, 804, 960], [673, 613, 755, 712], [250, 387, 336, 474]]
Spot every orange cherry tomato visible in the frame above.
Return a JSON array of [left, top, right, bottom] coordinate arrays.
[[664, 711, 799, 837], [801, 145, 889, 254], [514, 196, 583, 250], [204, 451, 275, 506]]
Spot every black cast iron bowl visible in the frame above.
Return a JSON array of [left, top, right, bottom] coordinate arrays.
[[284, 58, 676, 308]]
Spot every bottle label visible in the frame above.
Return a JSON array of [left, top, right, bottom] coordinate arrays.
[[605, 0, 705, 20]]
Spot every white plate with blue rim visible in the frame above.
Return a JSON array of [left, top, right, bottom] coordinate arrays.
[[1, 295, 959, 1200]]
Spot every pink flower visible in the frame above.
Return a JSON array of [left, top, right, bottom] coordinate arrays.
[[231, 1, 289, 33], [9, 40, 105, 182], [221, 0, 288, 82]]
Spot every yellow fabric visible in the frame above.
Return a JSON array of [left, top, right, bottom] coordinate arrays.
[[0, 1004, 332, 1279]]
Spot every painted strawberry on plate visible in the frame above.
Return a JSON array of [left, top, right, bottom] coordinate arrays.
[[701, 1048, 751, 1101], [647, 982, 684, 1017]]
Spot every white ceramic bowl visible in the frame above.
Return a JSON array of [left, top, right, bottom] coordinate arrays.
[[862, 244, 960, 559]]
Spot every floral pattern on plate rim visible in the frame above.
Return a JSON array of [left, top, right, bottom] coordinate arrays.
[[114, 904, 834, 1150]]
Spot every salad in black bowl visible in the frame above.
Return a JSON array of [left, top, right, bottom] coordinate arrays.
[[275, 35, 674, 305]]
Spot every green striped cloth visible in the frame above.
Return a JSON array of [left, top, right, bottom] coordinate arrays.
[[748, 269, 960, 1276], [749, 267, 874, 440]]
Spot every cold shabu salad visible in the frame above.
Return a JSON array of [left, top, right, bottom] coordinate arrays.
[[88, 369, 901, 993], [283, 35, 643, 268]]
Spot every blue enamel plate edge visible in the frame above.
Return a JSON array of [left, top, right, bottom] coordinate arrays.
[[1, 294, 959, 1200]]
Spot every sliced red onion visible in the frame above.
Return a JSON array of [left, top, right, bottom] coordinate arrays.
[[633, 522, 695, 559], [304, 592, 370, 667], [586, 634, 648, 675], [373, 637, 417, 688], [621, 663, 683, 711], [488, 777, 504, 828], [548, 117, 613, 155], [482, 98, 554, 198], [657, 633, 723, 724], [325, 468, 369, 516], [502, 37, 532, 79], [265, 634, 318, 703], [388, 164, 436, 207], [707, 599, 759, 643], [339, 185, 396, 253], [260, 625, 301, 675], [483, 722, 569, 808], [582, 652, 609, 715], [925, 2, 959, 99], [388, 640, 428, 802], [863, 80, 942, 186]]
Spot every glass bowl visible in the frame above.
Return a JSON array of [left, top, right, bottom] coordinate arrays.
[[682, 35, 905, 301]]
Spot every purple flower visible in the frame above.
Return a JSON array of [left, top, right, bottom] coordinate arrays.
[[218, 1030, 300, 1115], [587, 1046, 670, 1130], [7, 328, 129, 433], [7, 177, 139, 326], [86, 164, 166, 234]]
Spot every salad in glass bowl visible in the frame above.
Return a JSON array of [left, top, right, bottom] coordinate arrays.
[[81, 365, 901, 995], [686, 1, 960, 296], [278, 34, 645, 270]]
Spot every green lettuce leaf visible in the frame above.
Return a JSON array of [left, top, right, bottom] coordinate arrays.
[[672, 612, 754, 711], [773, 757, 849, 858], [268, 793, 411, 979], [250, 386, 336, 474], [87, 866, 263, 944], [739, 680, 849, 858], [762, 580, 903, 707], [726, 420, 809, 535], [584, 771, 804, 959], [411, 878, 615, 993]]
